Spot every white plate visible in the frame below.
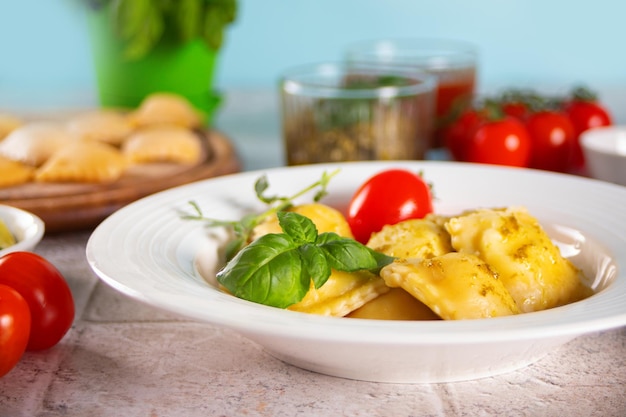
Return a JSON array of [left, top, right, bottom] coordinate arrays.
[[86, 161, 626, 383], [0, 204, 45, 257]]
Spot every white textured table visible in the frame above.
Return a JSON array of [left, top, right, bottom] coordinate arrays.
[[1, 90, 625, 417]]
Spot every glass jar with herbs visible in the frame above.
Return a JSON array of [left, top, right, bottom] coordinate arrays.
[[280, 62, 436, 165]]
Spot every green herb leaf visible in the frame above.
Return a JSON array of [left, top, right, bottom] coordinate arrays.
[[110, 0, 151, 40], [299, 244, 331, 289], [101, 0, 237, 60], [277, 211, 317, 245], [183, 169, 341, 261], [216, 212, 396, 308], [202, 4, 225, 50], [175, 0, 202, 42], [317, 232, 394, 272], [111, 0, 164, 60], [217, 233, 310, 308]]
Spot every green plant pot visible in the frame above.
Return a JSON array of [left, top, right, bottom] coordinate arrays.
[[87, 7, 221, 125]]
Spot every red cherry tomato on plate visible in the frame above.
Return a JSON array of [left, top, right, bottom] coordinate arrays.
[[0, 284, 31, 377], [0, 252, 74, 351], [346, 169, 433, 244], [465, 116, 532, 167], [525, 110, 575, 172]]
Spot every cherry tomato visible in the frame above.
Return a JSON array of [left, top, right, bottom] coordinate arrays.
[[502, 102, 530, 121], [443, 109, 484, 161], [346, 169, 433, 244], [0, 284, 31, 377], [525, 110, 575, 172], [465, 116, 532, 167], [0, 252, 74, 351], [563, 99, 612, 168]]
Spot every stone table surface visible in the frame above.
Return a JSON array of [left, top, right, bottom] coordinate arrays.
[[1, 89, 625, 417]]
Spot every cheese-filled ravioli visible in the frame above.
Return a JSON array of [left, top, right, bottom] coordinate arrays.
[[129, 93, 202, 129], [367, 218, 452, 259], [380, 252, 519, 320], [444, 207, 592, 313], [35, 141, 127, 183], [0, 156, 34, 187], [0, 121, 73, 166], [66, 110, 133, 146], [122, 125, 203, 165], [0, 113, 22, 141]]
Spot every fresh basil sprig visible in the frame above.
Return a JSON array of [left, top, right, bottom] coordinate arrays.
[[96, 0, 237, 60], [217, 211, 395, 308], [182, 169, 340, 260]]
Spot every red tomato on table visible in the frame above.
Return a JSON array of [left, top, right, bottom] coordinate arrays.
[[0, 252, 74, 351], [347, 169, 433, 244], [443, 109, 484, 161], [563, 99, 612, 168], [525, 110, 575, 172], [465, 117, 532, 167], [0, 284, 31, 377]]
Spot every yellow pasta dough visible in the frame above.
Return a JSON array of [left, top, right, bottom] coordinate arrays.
[[129, 93, 202, 129], [380, 252, 520, 320], [0, 121, 74, 166], [66, 110, 133, 146], [35, 141, 127, 183], [0, 113, 22, 141], [0, 156, 34, 187], [346, 287, 441, 320], [367, 218, 452, 259], [122, 125, 203, 165], [444, 206, 592, 313]]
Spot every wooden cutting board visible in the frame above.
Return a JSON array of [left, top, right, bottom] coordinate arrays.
[[0, 130, 241, 232]]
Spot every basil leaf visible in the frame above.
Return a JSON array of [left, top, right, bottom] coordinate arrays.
[[299, 244, 331, 289], [175, 0, 202, 42], [317, 232, 393, 272], [217, 233, 310, 308], [277, 211, 317, 245], [111, 0, 151, 40], [202, 4, 224, 50], [254, 174, 278, 204]]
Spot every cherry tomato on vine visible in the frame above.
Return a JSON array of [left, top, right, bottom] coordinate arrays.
[[0, 284, 31, 377], [465, 116, 532, 167], [563, 99, 612, 168], [0, 252, 74, 351], [502, 102, 530, 121], [443, 109, 484, 161], [525, 110, 575, 172], [346, 169, 433, 244]]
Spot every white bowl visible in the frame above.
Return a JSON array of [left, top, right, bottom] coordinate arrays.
[[0, 204, 45, 257], [86, 161, 626, 383], [580, 126, 626, 186]]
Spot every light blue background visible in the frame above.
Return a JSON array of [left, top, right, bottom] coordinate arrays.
[[1, 0, 625, 97]]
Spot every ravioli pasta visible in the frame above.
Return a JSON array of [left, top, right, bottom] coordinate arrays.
[[249, 203, 592, 321], [0, 93, 207, 188]]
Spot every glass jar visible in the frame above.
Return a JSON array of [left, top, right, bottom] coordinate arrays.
[[280, 62, 436, 166], [345, 38, 478, 148]]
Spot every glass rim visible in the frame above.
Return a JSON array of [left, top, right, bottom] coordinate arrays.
[[280, 62, 437, 99], [345, 38, 478, 70]]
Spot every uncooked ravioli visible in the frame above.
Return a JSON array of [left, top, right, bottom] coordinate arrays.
[[122, 125, 204, 165], [0, 121, 74, 166], [35, 141, 127, 183]]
